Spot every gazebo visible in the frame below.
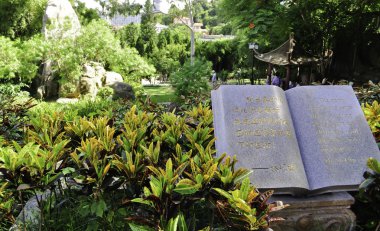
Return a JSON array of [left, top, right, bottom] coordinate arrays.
[[253, 34, 329, 89]]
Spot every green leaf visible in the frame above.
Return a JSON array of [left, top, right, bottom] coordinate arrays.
[[129, 223, 155, 231], [213, 188, 233, 200], [96, 199, 106, 217], [359, 178, 375, 189], [166, 158, 173, 179], [177, 213, 188, 231], [174, 182, 200, 195], [62, 167, 76, 175], [240, 178, 250, 201], [367, 158, 380, 173], [233, 170, 252, 184], [131, 198, 154, 207]]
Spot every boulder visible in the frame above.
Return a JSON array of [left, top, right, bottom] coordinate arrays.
[[42, 0, 81, 39], [110, 82, 135, 100], [104, 72, 124, 87], [56, 98, 79, 104], [79, 63, 105, 99]]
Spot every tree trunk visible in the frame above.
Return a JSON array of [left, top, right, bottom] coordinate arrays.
[[189, 3, 195, 65]]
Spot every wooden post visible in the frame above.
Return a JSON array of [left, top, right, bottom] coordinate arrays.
[[285, 65, 290, 90]]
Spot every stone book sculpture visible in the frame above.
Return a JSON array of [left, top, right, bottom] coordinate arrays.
[[211, 85, 380, 195]]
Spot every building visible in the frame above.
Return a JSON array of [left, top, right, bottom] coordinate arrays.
[[155, 23, 168, 33], [106, 14, 141, 28], [173, 17, 208, 34]]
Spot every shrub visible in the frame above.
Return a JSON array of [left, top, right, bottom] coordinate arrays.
[[170, 58, 212, 98], [362, 101, 380, 143], [0, 88, 35, 144], [0, 36, 45, 85], [1, 104, 281, 230], [96, 87, 114, 100], [354, 158, 380, 230]]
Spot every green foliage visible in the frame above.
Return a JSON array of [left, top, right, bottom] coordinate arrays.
[[97, 87, 114, 100], [22, 20, 155, 96], [0, 36, 44, 84], [117, 23, 141, 48], [218, 0, 287, 46], [0, 0, 47, 39], [0, 103, 278, 230], [0, 37, 20, 81], [71, 0, 101, 25], [170, 59, 212, 98], [362, 101, 380, 143], [0, 94, 35, 144], [196, 39, 237, 73], [354, 158, 380, 230], [357, 84, 380, 105], [138, 0, 158, 57]]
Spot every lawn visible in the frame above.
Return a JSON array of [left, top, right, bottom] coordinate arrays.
[[143, 85, 177, 103]]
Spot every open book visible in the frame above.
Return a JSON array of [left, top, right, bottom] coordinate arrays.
[[211, 85, 380, 196]]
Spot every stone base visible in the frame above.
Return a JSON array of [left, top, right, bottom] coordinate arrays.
[[269, 192, 356, 231]]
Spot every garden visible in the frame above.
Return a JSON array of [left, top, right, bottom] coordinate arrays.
[[1, 0, 380, 230]]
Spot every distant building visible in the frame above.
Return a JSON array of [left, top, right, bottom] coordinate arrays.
[[173, 17, 208, 34], [106, 14, 141, 28], [199, 34, 236, 42], [173, 17, 191, 26], [155, 23, 168, 33], [153, 0, 170, 13]]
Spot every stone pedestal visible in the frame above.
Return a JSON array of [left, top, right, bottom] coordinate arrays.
[[269, 192, 356, 231]]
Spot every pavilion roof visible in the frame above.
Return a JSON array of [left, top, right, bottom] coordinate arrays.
[[254, 38, 320, 66]]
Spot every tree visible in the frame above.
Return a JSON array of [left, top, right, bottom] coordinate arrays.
[[283, 0, 380, 77], [95, 0, 142, 17], [71, 0, 101, 25], [218, 0, 288, 47], [117, 23, 141, 48], [0, 0, 48, 39], [139, 0, 158, 57]]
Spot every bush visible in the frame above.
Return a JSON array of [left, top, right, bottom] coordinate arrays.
[[1, 104, 281, 230], [170, 58, 212, 98], [96, 87, 114, 100], [0, 91, 35, 144], [354, 158, 380, 230], [362, 101, 380, 143], [0, 21, 156, 98], [49, 20, 155, 96], [0, 36, 45, 85]]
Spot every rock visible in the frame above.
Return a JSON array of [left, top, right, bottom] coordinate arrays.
[[56, 98, 79, 104], [110, 82, 135, 100], [38, 0, 81, 99], [42, 0, 81, 39], [79, 62, 105, 98], [104, 72, 123, 87]]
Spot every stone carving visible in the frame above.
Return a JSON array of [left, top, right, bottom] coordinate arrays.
[[211, 85, 380, 195], [270, 192, 356, 231]]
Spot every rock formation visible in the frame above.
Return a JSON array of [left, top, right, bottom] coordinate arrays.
[[39, 0, 81, 100]]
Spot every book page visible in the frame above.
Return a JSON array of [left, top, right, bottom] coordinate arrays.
[[212, 85, 309, 193], [285, 86, 380, 192]]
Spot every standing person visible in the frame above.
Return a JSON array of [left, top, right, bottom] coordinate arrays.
[[211, 70, 217, 88], [270, 69, 282, 87]]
